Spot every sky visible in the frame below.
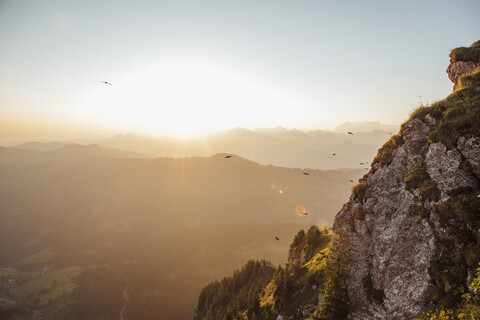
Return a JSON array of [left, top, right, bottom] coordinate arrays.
[[0, 0, 479, 141]]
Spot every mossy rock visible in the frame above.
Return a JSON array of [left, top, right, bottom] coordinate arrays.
[[456, 66, 480, 91], [409, 65, 480, 149], [449, 41, 480, 63], [408, 204, 428, 218], [401, 160, 429, 190], [353, 208, 366, 221], [352, 182, 368, 203], [418, 179, 441, 201], [362, 272, 385, 305], [372, 135, 403, 167]]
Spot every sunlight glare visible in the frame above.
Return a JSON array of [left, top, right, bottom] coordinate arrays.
[[86, 60, 299, 137]]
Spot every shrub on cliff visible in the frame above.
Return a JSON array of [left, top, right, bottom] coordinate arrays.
[[417, 263, 480, 320], [449, 41, 480, 63]]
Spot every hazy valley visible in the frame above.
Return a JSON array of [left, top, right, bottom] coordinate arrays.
[[0, 142, 366, 319]]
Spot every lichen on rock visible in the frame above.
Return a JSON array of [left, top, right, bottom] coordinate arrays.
[[331, 41, 480, 319]]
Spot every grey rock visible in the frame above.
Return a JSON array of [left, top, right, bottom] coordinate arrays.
[[301, 304, 315, 317], [446, 60, 479, 91], [426, 142, 477, 195], [332, 119, 480, 319], [402, 119, 430, 163], [457, 136, 480, 179], [424, 114, 436, 127]]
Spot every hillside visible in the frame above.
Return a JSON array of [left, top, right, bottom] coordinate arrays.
[[193, 41, 480, 319], [0, 146, 363, 319], [9, 126, 393, 170]]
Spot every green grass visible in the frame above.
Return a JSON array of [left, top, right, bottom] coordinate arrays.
[[19, 248, 55, 266], [428, 188, 480, 308], [408, 204, 428, 218], [11, 266, 84, 308], [450, 45, 480, 63], [418, 179, 441, 201], [402, 160, 429, 190], [352, 182, 368, 203], [457, 66, 480, 91], [408, 64, 480, 149], [0, 267, 17, 279], [372, 134, 403, 167], [353, 208, 366, 221], [400, 160, 440, 201], [259, 281, 276, 311]]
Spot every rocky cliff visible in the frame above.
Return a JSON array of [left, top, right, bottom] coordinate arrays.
[[194, 41, 480, 320], [446, 40, 480, 91], [334, 40, 480, 319]]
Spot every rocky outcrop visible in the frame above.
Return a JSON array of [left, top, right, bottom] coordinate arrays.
[[446, 60, 479, 91], [193, 42, 480, 320], [329, 41, 480, 320], [446, 41, 480, 91], [458, 137, 480, 179], [425, 142, 477, 195], [333, 114, 479, 319]]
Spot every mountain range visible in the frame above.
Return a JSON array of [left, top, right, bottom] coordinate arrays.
[[8, 122, 397, 170]]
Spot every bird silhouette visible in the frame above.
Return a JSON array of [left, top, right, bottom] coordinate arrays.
[[303, 172, 310, 175], [275, 236, 280, 241], [347, 131, 354, 135], [332, 153, 336, 156], [225, 155, 232, 159], [360, 162, 364, 165], [350, 180, 354, 182], [101, 81, 112, 86]]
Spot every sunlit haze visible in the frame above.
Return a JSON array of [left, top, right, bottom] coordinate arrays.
[[1, 2, 480, 319], [1, 0, 479, 141]]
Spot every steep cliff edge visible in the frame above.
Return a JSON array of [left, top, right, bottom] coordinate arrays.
[[446, 40, 480, 91], [193, 41, 480, 320], [334, 40, 480, 319]]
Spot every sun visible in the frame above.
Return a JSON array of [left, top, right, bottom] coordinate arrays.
[[84, 60, 299, 138]]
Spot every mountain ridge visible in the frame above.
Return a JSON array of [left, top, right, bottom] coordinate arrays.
[[193, 40, 480, 320], [6, 127, 394, 170]]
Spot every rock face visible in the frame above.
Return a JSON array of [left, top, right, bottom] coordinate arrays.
[[333, 114, 479, 319], [446, 60, 479, 91], [330, 42, 480, 320], [193, 43, 480, 320]]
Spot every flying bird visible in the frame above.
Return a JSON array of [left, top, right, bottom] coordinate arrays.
[[360, 162, 364, 165], [303, 172, 310, 175], [275, 236, 280, 241], [347, 131, 354, 135], [350, 180, 354, 182], [225, 155, 232, 159], [101, 81, 112, 86], [332, 153, 336, 156]]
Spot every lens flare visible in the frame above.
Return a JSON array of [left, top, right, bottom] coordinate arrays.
[[294, 204, 307, 216]]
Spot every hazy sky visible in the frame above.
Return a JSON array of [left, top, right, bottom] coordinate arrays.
[[1, 0, 479, 140]]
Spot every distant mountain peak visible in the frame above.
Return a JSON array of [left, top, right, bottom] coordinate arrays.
[[334, 121, 398, 133]]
